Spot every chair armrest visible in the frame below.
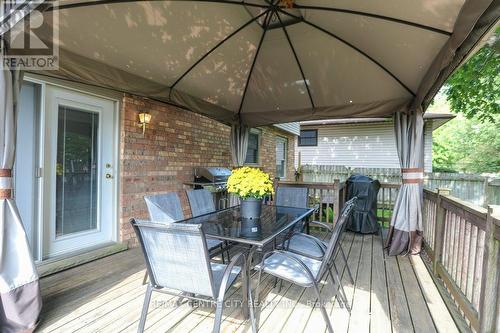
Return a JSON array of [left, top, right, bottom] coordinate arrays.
[[309, 220, 333, 232], [310, 204, 320, 214], [258, 250, 317, 286], [217, 252, 246, 301], [286, 232, 326, 260]]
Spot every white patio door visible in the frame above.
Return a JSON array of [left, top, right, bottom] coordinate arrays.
[[42, 86, 116, 258]]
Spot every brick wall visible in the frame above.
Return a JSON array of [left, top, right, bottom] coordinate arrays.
[[119, 95, 296, 246]]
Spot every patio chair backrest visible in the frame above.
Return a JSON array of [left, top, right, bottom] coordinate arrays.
[[275, 187, 308, 208], [187, 189, 216, 217], [144, 192, 184, 223], [317, 197, 358, 280], [131, 219, 216, 298]]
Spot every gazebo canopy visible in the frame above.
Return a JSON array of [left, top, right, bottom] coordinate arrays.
[[8, 0, 500, 125]]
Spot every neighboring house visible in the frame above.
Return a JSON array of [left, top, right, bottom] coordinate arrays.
[[295, 113, 454, 172], [14, 75, 299, 263]]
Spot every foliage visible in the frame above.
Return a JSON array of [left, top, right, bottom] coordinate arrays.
[[227, 167, 274, 199], [432, 114, 500, 173], [443, 28, 499, 123], [322, 206, 334, 223]]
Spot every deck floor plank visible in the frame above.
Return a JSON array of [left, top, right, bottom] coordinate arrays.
[[347, 234, 373, 333], [397, 256, 437, 333], [37, 232, 459, 333], [370, 231, 392, 333]]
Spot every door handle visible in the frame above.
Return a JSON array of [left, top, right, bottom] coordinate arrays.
[[105, 173, 113, 179]]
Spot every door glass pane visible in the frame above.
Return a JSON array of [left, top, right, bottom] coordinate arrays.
[[56, 106, 99, 237]]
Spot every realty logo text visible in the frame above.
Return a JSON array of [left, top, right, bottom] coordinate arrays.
[[1, 1, 59, 70]]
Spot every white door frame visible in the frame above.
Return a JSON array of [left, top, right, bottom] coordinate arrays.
[[23, 76, 120, 261]]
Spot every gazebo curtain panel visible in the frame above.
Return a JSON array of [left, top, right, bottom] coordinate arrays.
[[385, 108, 425, 256], [0, 60, 41, 331], [230, 124, 250, 167], [229, 123, 249, 206]]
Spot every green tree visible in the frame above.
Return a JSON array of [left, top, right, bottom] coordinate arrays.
[[432, 114, 500, 173], [444, 28, 499, 123]]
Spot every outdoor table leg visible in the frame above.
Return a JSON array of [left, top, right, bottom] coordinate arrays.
[[246, 246, 259, 333]]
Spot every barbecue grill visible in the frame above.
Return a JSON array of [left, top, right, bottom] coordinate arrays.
[[193, 167, 231, 192], [185, 167, 232, 209]]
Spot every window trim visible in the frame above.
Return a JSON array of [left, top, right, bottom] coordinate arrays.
[[275, 136, 288, 179], [244, 128, 261, 166], [298, 129, 318, 146]]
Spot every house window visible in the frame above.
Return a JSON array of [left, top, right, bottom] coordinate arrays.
[[245, 129, 260, 164], [276, 137, 287, 179], [298, 129, 318, 146]]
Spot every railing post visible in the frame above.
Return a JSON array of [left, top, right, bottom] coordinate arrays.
[[433, 188, 450, 275], [479, 205, 500, 333], [333, 179, 340, 223]]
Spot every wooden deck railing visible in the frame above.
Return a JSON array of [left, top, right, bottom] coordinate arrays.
[[275, 180, 346, 224], [377, 183, 400, 226], [276, 180, 399, 225], [275, 180, 499, 331], [422, 188, 500, 332]]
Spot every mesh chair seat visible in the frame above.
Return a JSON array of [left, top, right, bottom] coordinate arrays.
[[187, 189, 216, 217], [275, 187, 308, 208], [255, 252, 322, 287], [286, 234, 327, 259], [211, 263, 241, 294], [206, 238, 224, 250]]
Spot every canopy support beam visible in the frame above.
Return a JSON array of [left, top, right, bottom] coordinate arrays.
[[238, 10, 272, 116], [169, 9, 269, 99], [275, 10, 315, 109], [292, 4, 452, 36], [48, 0, 268, 11], [278, 8, 416, 97]]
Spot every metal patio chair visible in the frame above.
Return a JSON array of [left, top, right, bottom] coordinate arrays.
[[186, 189, 232, 262], [186, 188, 217, 217], [275, 186, 309, 208], [131, 220, 254, 333], [282, 197, 358, 306], [253, 198, 357, 333], [144, 192, 225, 257], [272, 186, 310, 254]]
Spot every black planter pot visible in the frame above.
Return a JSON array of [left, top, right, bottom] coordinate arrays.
[[240, 218, 262, 240], [240, 197, 263, 219]]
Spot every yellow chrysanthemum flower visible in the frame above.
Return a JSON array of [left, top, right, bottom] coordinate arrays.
[[227, 167, 274, 199]]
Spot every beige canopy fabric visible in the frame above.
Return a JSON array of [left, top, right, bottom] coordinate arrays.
[[4, 0, 496, 126]]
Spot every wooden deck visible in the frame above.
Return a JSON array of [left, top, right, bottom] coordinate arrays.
[[37, 232, 459, 333]]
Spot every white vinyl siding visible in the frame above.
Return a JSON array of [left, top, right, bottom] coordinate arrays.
[[296, 121, 433, 172], [273, 122, 300, 136]]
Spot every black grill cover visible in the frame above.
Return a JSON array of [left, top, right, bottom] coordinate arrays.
[[345, 174, 381, 234]]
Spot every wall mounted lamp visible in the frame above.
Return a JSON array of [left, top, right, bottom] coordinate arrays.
[[138, 111, 152, 136]]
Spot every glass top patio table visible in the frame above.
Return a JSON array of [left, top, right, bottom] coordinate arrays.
[[180, 204, 315, 247]]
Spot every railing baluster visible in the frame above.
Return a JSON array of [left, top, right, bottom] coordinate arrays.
[[319, 188, 323, 223], [478, 206, 500, 333], [462, 220, 471, 294], [473, 229, 485, 311], [466, 225, 477, 301]]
